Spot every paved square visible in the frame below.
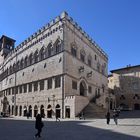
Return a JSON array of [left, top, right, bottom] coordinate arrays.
[[0, 116, 140, 140]]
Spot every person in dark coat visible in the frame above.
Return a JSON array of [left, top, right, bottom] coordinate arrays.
[[35, 114, 44, 138], [106, 112, 110, 125]]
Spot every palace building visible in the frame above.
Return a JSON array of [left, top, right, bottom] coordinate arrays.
[[0, 12, 108, 118], [109, 65, 140, 111]]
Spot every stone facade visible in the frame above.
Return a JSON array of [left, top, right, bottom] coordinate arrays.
[[0, 12, 108, 118], [109, 65, 140, 110]]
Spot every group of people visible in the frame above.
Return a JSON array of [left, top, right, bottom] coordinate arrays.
[[106, 109, 120, 125]]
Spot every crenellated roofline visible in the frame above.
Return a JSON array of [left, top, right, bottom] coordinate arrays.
[[1, 11, 108, 67]]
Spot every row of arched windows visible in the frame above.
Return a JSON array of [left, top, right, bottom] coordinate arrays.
[[0, 39, 63, 81]]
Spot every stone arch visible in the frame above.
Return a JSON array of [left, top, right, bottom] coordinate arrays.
[[40, 105, 45, 118], [34, 105, 38, 117], [47, 104, 52, 118], [79, 80, 87, 96], [55, 104, 61, 118]]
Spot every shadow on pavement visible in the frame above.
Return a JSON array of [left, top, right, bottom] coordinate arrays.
[[0, 119, 140, 140]]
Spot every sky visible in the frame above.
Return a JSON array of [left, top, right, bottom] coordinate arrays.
[[0, 0, 140, 73]]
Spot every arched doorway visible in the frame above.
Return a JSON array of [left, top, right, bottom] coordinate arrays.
[[19, 106, 22, 116], [65, 106, 70, 118], [8, 105, 10, 115], [15, 106, 18, 116], [34, 105, 38, 117], [79, 81, 87, 96], [40, 105, 45, 118], [134, 103, 140, 110], [55, 104, 61, 118], [29, 105, 32, 117], [23, 106, 27, 116], [12, 105, 14, 115], [2, 96, 9, 116], [47, 105, 52, 118]]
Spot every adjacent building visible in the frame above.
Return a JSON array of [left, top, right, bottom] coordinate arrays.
[[0, 12, 108, 118], [109, 65, 140, 110]]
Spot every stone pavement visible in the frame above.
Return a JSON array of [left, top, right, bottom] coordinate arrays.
[[0, 116, 140, 140]]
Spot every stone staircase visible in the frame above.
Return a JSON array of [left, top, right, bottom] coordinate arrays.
[[82, 102, 108, 119]]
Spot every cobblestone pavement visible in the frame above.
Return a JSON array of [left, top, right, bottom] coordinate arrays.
[[0, 116, 140, 140]]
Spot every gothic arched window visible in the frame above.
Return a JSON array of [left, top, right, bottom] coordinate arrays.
[[54, 39, 62, 54], [47, 43, 53, 57], [34, 50, 39, 63], [39, 47, 45, 60], [29, 53, 33, 65], [24, 56, 28, 67]]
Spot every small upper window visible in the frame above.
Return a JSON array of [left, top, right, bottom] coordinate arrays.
[[95, 55, 97, 61], [71, 43, 77, 57], [88, 55, 92, 67], [80, 50, 85, 62]]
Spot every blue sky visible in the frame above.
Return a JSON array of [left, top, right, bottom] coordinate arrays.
[[0, 0, 140, 72]]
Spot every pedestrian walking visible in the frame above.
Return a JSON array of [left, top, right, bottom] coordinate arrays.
[[79, 112, 85, 120], [35, 114, 44, 138], [113, 109, 119, 125], [106, 112, 110, 125], [81, 111, 85, 120]]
